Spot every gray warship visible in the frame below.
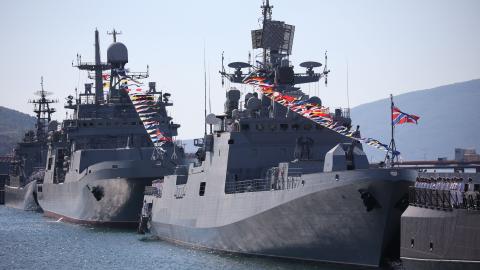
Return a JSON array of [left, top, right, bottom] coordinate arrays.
[[37, 29, 183, 227], [400, 160, 480, 270], [4, 78, 57, 211], [140, 1, 416, 267]]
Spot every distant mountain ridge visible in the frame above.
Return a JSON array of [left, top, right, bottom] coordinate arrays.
[[350, 79, 480, 161], [0, 106, 35, 155]]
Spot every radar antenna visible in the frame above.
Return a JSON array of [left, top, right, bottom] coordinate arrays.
[[29, 77, 58, 139]]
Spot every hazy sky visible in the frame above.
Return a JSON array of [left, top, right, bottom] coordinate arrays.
[[1, 0, 479, 139]]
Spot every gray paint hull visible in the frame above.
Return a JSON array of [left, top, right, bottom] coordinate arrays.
[[4, 181, 40, 211], [39, 178, 152, 227], [401, 206, 480, 270], [148, 169, 415, 267], [38, 160, 171, 227]]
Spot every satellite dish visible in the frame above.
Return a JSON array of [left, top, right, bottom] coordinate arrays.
[[228, 62, 251, 69], [246, 97, 261, 111], [299, 61, 322, 69], [206, 113, 222, 125]]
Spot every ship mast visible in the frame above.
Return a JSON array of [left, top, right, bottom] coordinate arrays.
[[261, 0, 273, 65], [29, 77, 57, 140], [74, 29, 110, 104]]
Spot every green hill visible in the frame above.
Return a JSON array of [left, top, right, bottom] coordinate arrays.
[[0, 106, 36, 155], [350, 79, 480, 161]]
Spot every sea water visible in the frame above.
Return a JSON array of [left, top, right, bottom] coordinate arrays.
[[0, 206, 366, 270]]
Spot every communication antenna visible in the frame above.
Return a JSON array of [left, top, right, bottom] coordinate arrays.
[[221, 51, 225, 88], [346, 60, 350, 110], [208, 63, 212, 114], [107, 28, 122, 42], [261, 0, 273, 65], [323, 51, 330, 86], [203, 42, 207, 135]]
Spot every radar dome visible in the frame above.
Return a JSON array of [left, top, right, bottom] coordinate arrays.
[[107, 42, 128, 65]]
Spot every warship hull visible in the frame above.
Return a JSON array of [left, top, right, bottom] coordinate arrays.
[[401, 206, 480, 270], [4, 180, 41, 211], [38, 160, 170, 228], [39, 178, 152, 227], [148, 169, 416, 267]]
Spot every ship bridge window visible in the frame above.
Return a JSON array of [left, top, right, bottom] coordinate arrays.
[[83, 123, 87, 127], [89, 122, 94, 126], [280, 124, 288, 131], [292, 124, 300, 130], [199, 182, 206, 196], [304, 124, 312, 130], [474, 184, 479, 192], [131, 122, 136, 125], [256, 124, 264, 131], [269, 124, 277, 131]]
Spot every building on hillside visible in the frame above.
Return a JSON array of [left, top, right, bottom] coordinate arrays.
[[455, 148, 480, 162]]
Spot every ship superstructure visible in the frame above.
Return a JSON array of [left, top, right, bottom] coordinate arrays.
[[37, 30, 184, 227], [4, 78, 57, 210], [141, 1, 416, 267]]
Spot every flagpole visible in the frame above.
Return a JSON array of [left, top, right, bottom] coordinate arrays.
[[389, 94, 397, 166]]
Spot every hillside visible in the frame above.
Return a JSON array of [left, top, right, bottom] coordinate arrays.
[[0, 106, 36, 155], [350, 79, 480, 161]]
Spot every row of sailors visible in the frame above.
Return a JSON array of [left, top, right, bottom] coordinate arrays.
[[413, 176, 479, 208], [414, 177, 475, 192]]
